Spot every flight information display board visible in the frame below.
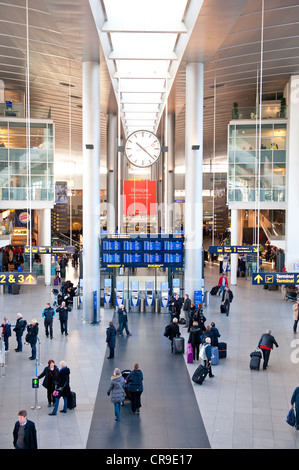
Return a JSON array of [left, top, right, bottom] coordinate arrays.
[[100, 234, 184, 268]]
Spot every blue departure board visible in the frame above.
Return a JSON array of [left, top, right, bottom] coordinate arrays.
[[100, 235, 184, 267]]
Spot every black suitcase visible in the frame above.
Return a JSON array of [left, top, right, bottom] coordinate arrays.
[[192, 365, 209, 385], [218, 342, 227, 359], [67, 391, 76, 409], [210, 286, 219, 296], [173, 336, 184, 354], [250, 350, 262, 370], [220, 303, 227, 314]]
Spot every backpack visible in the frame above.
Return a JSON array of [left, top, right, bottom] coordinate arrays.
[[199, 343, 207, 360], [163, 324, 171, 338]]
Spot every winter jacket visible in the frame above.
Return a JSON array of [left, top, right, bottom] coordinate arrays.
[[42, 307, 55, 323], [126, 369, 143, 393], [167, 322, 180, 340], [2, 322, 11, 338], [56, 306, 71, 321], [106, 325, 117, 349], [13, 318, 27, 338], [37, 365, 59, 389], [188, 325, 202, 346], [210, 326, 221, 346], [258, 333, 279, 350], [13, 419, 38, 449], [56, 367, 71, 398], [26, 323, 39, 345], [107, 374, 125, 403]]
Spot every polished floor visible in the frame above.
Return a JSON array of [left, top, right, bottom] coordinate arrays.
[[0, 261, 299, 449]]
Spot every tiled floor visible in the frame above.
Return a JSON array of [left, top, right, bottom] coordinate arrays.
[[1, 261, 299, 449]]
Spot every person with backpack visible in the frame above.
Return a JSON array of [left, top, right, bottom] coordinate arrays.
[[13, 313, 27, 352], [199, 337, 214, 378]]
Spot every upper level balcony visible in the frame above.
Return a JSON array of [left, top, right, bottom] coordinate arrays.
[[231, 101, 287, 120]]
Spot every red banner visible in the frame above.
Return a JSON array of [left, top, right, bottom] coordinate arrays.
[[124, 180, 156, 215]]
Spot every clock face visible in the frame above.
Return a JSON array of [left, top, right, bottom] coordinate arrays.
[[125, 130, 161, 168]]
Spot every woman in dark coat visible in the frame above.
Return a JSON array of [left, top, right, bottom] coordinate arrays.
[[106, 321, 117, 359], [26, 319, 39, 360], [49, 361, 71, 415], [37, 359, 59, 407], [126, 363, 143, 414], [188, 321, 203, 361]]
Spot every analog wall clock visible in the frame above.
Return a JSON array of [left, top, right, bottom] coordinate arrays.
[[125, 130, 161, 168]]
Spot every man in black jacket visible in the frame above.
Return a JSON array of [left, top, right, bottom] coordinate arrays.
[[56, 301, 71, 336], [13, 410, 37, 449], [42, 303, 55, 339], [13, 313, 27, 352], [258, 329, 279, 370], [169, 293, 181, 321], [165, 317, 181, 353]]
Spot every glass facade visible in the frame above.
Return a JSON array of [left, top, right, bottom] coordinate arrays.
[[228, 122, 287, 203], [0, 120, 54, 201]]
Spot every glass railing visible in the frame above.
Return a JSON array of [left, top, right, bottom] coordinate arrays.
[[0, 104, 52, 119], [232, 104, 287, 120]]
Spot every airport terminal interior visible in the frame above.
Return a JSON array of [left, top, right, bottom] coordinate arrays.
[[1, 0, 299, 451]]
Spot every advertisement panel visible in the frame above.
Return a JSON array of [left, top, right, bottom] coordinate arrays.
[[124, 180, 156, 215]]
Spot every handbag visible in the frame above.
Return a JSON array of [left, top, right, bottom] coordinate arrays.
[[286, 408, 296, 427], [53, 389, 59, 397]]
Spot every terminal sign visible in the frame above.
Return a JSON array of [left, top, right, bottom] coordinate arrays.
[[209, 245, 258, 254], [0, 272, 37, 285], [25, 246, 76, 255], [252, 272, 299, 286]]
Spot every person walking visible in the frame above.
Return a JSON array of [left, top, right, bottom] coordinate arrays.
[[56, 301, 71, 336], [210, 322, 221, 347], [13, 410, 38, 449], [36, 359, 59, 407], [49, 361, 71, 415], [291, 386, 299, 430], [106, 321, 117, 359], [42, 303, 55, 339], [2, 316, 11, 352], [13, 313, 26, 352], [169, 293, 181, 321], [26, 319, 39, 360], [257, 329, 279, 370], [166, 317, 181, 353], [107, 368, 125, 421], [221, 286, 234, 316], [188, 321, 203, 361], [182, 294, 191, 327], [293, 301, 299, 333], [126, 363, 143, 414], [201, 337, 214, 378], [117, 304, 132, 336], [218, 272, 228, 296]]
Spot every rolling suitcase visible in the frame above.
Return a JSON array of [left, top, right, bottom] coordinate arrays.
[[220, 302, 227, 314], [187, 343, 193, 364], [192, 365, 209, 385], [67, 391, 76, 409], [211, 346, 219, 365], [250, 350, 262, 371], [218, 342, 227, 359], [173, 336, 185, 354], [210, 286, 219, 296]]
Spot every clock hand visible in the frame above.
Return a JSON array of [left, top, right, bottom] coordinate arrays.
[[136, 142, 155, 160]]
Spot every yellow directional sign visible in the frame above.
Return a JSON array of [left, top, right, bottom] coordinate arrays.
[[253, 274, 263, 284], [0, 272, 37, 285], [252, 272, 299, 286]]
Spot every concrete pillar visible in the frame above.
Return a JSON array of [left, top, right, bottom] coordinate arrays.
[[39, 208, 51, 286], [82, 60, 101, 323], [107, 114, 117, 234], [166, 112, 175, 234], [286, 75, 299, 271], [184, 63, 204, 301], [230, 209, 238, 285]]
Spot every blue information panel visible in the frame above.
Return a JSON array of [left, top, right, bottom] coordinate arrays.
[[252, 272, 299, 286], [209, 245, 258, 255], [101, 235, 184, 268]]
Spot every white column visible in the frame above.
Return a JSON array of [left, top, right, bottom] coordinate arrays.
[[82, 60, 101, 323], [184, 63, 204, 301], [166, 112, 175, 234], [107, 114, 117, 234], [230, 208, 238, 285], [286, 75, 299, 271], [39, 208, 51, 286]]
